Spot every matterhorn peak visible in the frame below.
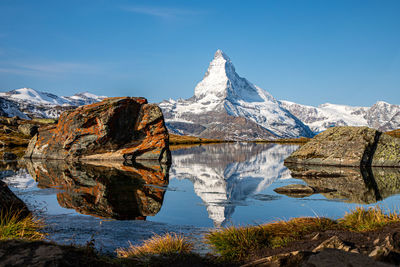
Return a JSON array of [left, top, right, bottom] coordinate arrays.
[[214, 49, 231, 61], [194, 49, 249, 100]]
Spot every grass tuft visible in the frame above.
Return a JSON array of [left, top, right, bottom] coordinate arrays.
[[338, 206, 400, 231], [0, 210, 45, 241], [205, 217, 336, 262], [116, 233, 193, 258]]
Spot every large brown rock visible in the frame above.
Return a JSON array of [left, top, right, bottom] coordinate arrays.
[[284, 126, 400, 167], [24, 97, 171, 164]]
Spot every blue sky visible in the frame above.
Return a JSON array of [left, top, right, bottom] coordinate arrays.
[[0, 0, 399, 106]]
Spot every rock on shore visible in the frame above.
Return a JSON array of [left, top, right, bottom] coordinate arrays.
[[24, 97, 171, 164], [284, 126, 400, 167], [0, 180, 30, 218]]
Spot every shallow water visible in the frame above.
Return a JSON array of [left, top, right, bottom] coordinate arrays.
[[2, 143, 400, 253]]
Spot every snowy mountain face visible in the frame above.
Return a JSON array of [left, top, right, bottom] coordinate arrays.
[[0, 88, 106, 119], [171, 143, 297, 226], [280, 100, 400, 133], [160, 50, 314, 140], [0, 97, 29, 119]]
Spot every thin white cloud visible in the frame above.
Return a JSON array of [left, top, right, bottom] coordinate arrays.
[[0, 61, 102, 77], [121, 5, 198, 19]]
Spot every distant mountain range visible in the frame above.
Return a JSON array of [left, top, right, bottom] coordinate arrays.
[[0, 50, 399, 138], [0, 88, 106, 119], [280, 100, 400, 133], [160, 50, 400, 139]]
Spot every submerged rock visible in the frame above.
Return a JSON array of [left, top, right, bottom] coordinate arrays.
[[24, 97, 171, 164], [284, 126, 400, 167], [285, 164, 400, 204], [273, 184, 315, 197]]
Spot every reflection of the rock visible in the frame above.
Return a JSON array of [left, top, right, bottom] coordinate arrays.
[[172, 143, 298, 227], [24, 160, 169, 220], [285, 164, 400, 204]]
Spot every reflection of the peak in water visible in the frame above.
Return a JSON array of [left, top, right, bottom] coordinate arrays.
[[285, 164, 400, 204], [171, 143, 298, 227], [24, 160, 169, 220]]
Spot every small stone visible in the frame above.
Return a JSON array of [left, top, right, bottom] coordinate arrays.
[[241, 250, 309, 267], [373, 238, 380, 245], [3, 126, 12, 134], [312, 236, 352, 253], [311, 233, 321, 240], [274, 184, 314, 197], [18, 124, 38, 137], [368, 246, 389, 258]]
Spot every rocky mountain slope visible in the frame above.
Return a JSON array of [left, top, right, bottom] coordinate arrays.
[[160, 50, 314, 140], [280, 100, 400, 133], [0, 88, 106, 119]]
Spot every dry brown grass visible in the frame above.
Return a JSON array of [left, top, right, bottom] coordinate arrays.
[[116, 233, 194, 258], [206, 206, 400, 262], [205, 217, 336, 261], [169, 134, 229, 145], [386, 129, 400, 138], [253, 137, 311, 144], [338, 206, 400, 231]]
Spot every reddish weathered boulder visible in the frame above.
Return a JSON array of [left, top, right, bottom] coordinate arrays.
[[24, 97, 171, 164]]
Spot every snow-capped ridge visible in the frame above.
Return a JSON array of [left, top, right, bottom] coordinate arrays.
[[0, 88, 107, 119], [281, 100, 400, 132], [161, 50, 314, 139]]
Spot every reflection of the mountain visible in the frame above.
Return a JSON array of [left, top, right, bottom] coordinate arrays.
[[24, 160, 169, 220], [171, 143, 298, 226], [285, 164, 400, 204]]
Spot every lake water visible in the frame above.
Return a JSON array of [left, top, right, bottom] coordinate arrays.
[[2, 143, 400, 253]]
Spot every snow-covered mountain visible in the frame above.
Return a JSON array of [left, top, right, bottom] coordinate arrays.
[[280, 100, 400, 133], [160, 50, 314, 140], [0, 97, 29, 119], [0, 88, 106, 119], [171, 143, 297, 226]]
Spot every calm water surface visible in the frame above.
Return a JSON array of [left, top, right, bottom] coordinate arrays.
[[2, 143, 400, 253]]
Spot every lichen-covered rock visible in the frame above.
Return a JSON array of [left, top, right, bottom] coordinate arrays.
[[284, 126, 400, 167], [24, 97, 171, 164]]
